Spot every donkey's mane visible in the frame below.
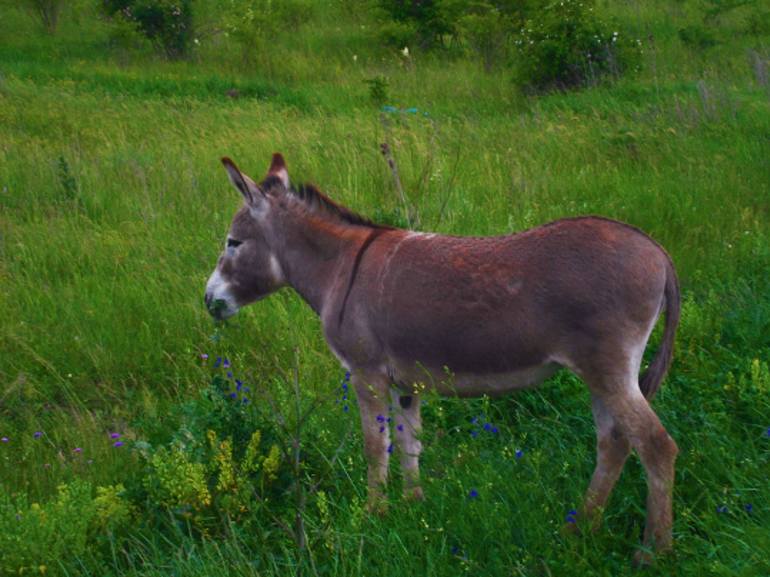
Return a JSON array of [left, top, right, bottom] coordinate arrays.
[[263, 175, 394, 230]]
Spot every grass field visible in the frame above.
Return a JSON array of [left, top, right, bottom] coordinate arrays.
[[1, 1, 769, 575]]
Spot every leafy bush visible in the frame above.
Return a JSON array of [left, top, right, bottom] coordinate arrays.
[[218, 0, 313, 64], [102, 0, 194, 59], [377, 0, 461, 48], [457, 1, 523, 70], [514, 0, 642, 91], [132, 361, 289, 534], [0, 480, 133, 575], [22, 0, 67, 33]]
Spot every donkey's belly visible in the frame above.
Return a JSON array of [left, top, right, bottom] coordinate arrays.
[[390, 360, 561, 397]]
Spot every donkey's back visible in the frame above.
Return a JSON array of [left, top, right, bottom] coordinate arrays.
[[334, 216, 677, 399]]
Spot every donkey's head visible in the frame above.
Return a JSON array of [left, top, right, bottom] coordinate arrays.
[[204, 154, 290, 320]]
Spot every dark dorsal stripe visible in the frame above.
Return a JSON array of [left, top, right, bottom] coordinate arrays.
[[337, 227, 392, 328]]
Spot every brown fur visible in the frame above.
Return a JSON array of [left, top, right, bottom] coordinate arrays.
[[205, 155, 681, 563]]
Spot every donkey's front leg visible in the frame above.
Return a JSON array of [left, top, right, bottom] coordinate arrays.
[[391, 390, 424, 501], [352, 371, 391, 513]]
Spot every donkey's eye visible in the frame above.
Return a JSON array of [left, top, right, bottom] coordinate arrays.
[[227, 238, 243, 248]]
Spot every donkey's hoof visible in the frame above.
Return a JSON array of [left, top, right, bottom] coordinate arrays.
[[366, 495, 389, 516], [404, 486, 424, 501], [632, 549, 655, 568]]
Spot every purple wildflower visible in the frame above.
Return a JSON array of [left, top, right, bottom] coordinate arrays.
[[397, 424, 404, 432], [110, 432, 121, 439], [1, 437, 8, 443], [387, 443, 393, 454], [223, 358, 230, 368], [468, 489, 479, 499], [379, 426, 385, 433], [113, 441, 124, 448], [73, 447, 82, 453], [34, 432, 42, 439], [200, 353, 209, 361], [214, 357, 222, 368], [236, 380, 243, 390], [376, 414, 385, 423]]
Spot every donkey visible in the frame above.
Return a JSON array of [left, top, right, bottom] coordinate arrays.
[[204, 154, 680, 563]]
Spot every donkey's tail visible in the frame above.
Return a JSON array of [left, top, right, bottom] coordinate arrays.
[[639, 261, 681, 400]]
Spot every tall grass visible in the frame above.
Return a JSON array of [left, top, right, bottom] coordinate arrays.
[[0, 1, 768, 575]]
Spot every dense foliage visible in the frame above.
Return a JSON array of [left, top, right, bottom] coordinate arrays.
[[0, 0, 769, 575]]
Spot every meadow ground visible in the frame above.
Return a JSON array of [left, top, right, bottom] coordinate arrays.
[[1, 1, 769, 575]]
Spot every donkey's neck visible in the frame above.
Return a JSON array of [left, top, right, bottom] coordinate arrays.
[[274, 212, 369, 317]]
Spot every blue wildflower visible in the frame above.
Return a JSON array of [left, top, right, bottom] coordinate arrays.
[[242, 398, 249, 405], [470, 430, 479, 438], [450, 545, 460, 555], [566, 509, 578, 523], [379, 426, 385, 433], [491, 427, 499, 434], [745, 503, 753, 513], [236, 380, 243, 391], [376, 414, 385, 423], [717, 505, 728, 514], [397, 424, 404, 432], [343, 405, 349, 412], [765, 426, 770, 438], [515, 449, 524, 459], [226, 371, 233, 379], [214, 357, 222, 368], [223, 358, 230, 368], [468, 489, 479, 499], [387, 443, 393, 454], [471, 417, 479, 425], [34, 431, 42, 439], [229, 392, 237, 399], [483, 423, 492, 431]]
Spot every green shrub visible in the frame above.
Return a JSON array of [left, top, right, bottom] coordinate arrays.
[[218, 0, 313, 64], [377, 0, 461, 49], [102, 0, 194, 59], [514, 0, 641, 92], [0, 480, 133, 575]]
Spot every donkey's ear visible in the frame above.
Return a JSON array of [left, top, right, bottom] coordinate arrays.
[[221, 157, 263, 205], [267, 152, 289, 188]]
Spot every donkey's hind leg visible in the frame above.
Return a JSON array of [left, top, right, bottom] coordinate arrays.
[[390, 390, 424, 501], [596, 382, 678, 563], [581, 394, 631, 531]]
